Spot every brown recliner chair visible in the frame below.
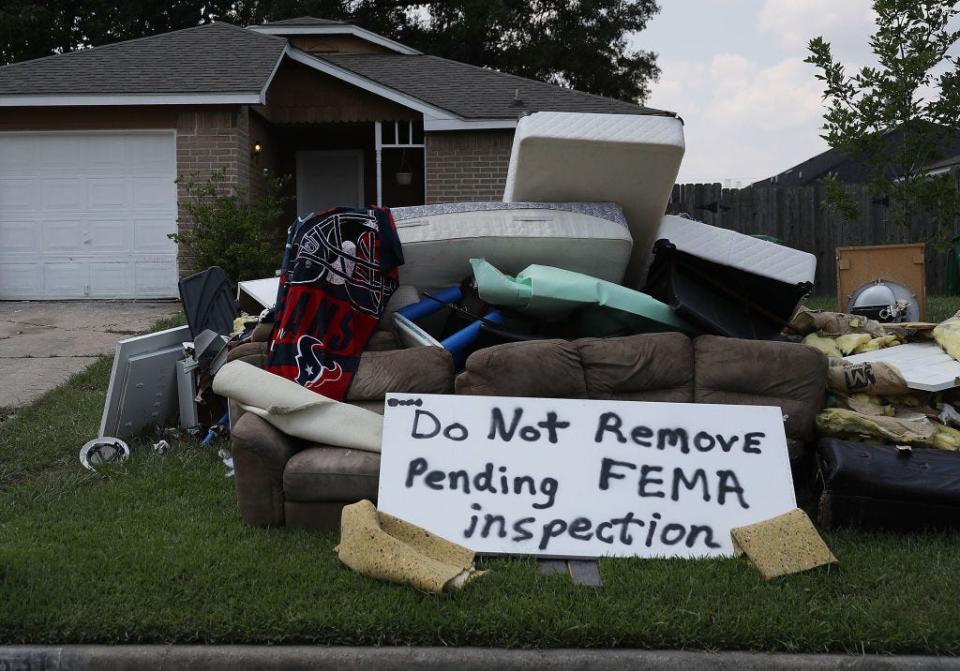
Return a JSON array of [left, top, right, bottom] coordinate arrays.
[[227, 331, 826, 531], [227, 339, 455, 531]]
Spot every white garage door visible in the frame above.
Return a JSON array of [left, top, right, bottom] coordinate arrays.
[[0, 131, 178, 299]]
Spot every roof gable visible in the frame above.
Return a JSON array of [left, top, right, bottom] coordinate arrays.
[[248, 16, 418, 54]]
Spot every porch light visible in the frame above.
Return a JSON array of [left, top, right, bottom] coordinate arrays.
[[251, 142, 263, 156]]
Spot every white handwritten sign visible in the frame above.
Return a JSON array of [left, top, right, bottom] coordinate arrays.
[[378, 394, 796, 559]]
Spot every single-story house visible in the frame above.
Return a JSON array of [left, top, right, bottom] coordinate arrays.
[[0, 17, 670, 300]]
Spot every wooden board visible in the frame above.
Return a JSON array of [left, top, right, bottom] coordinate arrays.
[[836, 243, 926, 321], [844, 342, 960, 392]]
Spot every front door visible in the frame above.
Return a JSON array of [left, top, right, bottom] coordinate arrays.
[[296, 149, 365, 217]]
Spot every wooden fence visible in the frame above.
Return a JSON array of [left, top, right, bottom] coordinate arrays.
[[668, 183, 960, 297]]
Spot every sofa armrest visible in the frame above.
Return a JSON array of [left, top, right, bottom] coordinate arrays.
[[231, 412, 302, 528]]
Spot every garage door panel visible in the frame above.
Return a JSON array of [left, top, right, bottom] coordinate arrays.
[[43, 261, 88, 297], [0, 219, 39, 253], [133, 217, 177, 252], [0, 262, 35, 297], [88, 178, 129, 209], [43, 218, 86, 252], [134, 260, 178, 296], [35, 138, 88, 174], [132, 177, 176, 208], [41, 179, 86, 210], [127, 136, 176, 175], [0, 178, 38, 212], [90, 262, 133, 297], [87, 136, 128, 167], [89, 218, 130, 252], [0, 137, 36, 175]]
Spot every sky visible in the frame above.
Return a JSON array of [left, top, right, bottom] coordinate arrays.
[[631, 0, 879, 186]]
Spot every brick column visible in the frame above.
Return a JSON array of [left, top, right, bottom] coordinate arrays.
[[425, 129, 515, 203], [174, 106, 250, 273]]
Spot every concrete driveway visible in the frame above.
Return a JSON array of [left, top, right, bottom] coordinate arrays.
[[0, 301, 179, 411]]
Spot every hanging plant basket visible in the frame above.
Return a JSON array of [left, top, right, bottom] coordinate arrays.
[[395, 171, 413, 186]]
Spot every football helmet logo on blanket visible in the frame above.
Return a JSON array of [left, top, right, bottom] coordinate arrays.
[[291, 211, 395, 316], [294, 335, 344, 388]]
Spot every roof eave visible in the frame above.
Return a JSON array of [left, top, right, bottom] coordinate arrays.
[[0, 92, 264, 107]]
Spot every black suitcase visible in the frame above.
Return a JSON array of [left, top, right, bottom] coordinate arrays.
[[643, 240, 812, 340], [817, 438, 960, 531]]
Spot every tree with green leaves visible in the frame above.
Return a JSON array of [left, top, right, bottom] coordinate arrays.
[[805, 0, 960, 234], [0, 0, 661, 104], [389, 1, 661, 103]]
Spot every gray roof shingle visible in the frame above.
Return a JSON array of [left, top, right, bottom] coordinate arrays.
[[323, 53, 673, 119], [0, 22, 286, 96]]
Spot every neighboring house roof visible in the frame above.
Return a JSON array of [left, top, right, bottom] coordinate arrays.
[[324, 54, 668, 119], [756, 121, 960, 187], [0, 22, 286, 101], [924, 154, 960, 176], [0, 17, 675, 121]]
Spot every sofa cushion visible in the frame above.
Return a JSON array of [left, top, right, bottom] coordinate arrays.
[[693, 335, 827, 442], [578, 333, 694, 403], [455, 339, 587, 398], [348, 346, 454, 401], [283, 446, 380, 502]]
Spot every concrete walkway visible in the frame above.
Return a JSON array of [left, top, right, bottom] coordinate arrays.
[[1, 646, 957, 671], [0, 301, 179, 411]]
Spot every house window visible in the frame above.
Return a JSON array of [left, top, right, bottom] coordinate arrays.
[[375, 120, 426, 207]]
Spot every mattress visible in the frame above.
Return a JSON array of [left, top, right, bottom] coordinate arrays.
[[654, 215, 817, 286], [391, 201, 632, 289], [502, 111, 685, 287]]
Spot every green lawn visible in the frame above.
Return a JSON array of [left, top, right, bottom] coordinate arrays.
[[804, 294, 958, 322], [2, 304, 960, 653]]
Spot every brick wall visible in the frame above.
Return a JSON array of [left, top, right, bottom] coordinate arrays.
[[425, 129, 514, 203], [175, 106, 250, 272]]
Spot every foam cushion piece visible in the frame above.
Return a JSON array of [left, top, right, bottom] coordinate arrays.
[[336, 500, 479, 594], [731, 508, 837, 580]]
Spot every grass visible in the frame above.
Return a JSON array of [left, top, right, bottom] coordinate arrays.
[[805, 294, 958, 322], [2, 304, 960, 652]]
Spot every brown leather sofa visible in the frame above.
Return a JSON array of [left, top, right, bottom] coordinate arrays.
[[228, 332, 827, 531]]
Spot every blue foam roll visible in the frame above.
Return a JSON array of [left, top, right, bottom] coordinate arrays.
[[397, 286, 463, 321], [442, 311, 504, 367]]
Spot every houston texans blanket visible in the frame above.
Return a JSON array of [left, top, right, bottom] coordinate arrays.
[[266, 207, 403, 400]]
